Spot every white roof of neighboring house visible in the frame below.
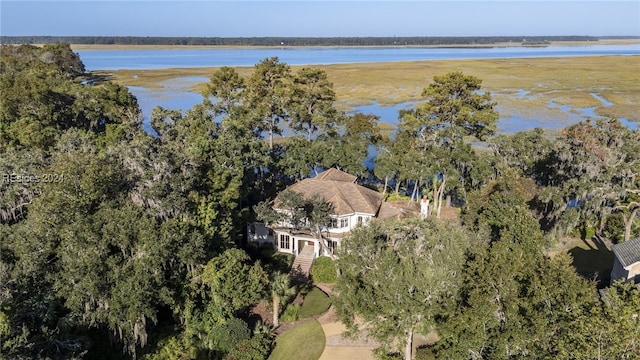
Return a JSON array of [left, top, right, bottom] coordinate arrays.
[[612, 237, 640, 268]]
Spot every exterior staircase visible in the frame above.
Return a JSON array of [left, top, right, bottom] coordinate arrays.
[[289, 245, 314, 283]]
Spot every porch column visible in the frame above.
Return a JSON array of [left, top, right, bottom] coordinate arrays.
[[293, 237, 297, 255]]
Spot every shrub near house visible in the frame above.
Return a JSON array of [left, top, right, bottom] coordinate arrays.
[[311, 256, 337, 283]]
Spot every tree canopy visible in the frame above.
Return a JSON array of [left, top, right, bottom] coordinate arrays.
[[2, 43, 638, 360], [335, 218, 472, 360]]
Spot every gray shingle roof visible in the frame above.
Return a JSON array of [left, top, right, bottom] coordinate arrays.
[[612, 237, 640, 268]]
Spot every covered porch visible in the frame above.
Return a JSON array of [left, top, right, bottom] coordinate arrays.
[[275, 230, 321, 258]]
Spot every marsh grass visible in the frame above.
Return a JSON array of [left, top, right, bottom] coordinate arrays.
[[99, 55, 640, 121]]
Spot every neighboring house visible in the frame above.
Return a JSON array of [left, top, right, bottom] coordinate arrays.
[[610, 237, 640, 284], [248, 168, 421, 258]]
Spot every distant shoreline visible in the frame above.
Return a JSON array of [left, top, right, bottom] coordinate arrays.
[[67, 39, 640, 51]]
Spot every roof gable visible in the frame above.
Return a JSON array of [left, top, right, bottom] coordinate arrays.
[[314, 168, 357, 183], [612, 237, 640, 268]]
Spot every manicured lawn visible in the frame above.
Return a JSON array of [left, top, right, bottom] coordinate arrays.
[[299, 287, 331, 319], [269, 320, 325, 360]]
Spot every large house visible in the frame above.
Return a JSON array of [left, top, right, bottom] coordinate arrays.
[[248, 168, 421, 258], [610, 237, 640, 284]]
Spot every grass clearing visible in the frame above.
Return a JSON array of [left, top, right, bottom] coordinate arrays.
[[548, 237, 614, 275], [299, 287, 331, 319], [97, 55, 640, 121], [567, 241, 614, 274], [269, 320, 325, 360]]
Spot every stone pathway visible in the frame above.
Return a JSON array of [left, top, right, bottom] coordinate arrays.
[[317, 303, 378, 359]]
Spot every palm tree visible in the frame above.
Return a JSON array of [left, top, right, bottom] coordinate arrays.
[[271, 272, 296, 328]]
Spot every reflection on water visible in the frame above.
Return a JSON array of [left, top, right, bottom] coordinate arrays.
[[128, 77, 207, 132]]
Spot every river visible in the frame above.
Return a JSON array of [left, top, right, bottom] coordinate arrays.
[[78, 44, 640, 70]]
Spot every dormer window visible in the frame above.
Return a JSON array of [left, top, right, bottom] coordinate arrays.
[[330, 217, 349, 228]]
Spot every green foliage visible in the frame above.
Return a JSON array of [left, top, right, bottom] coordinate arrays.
[[603, 213, 627, 243], [314, 113, 381, 177], [310, 257, 338, 284], [462, 171, 542, 246], [269, 272, 297, 327], [593, 280, 640, 358], [490, 127, 552, 180], [268, 320, 325, 360], [581, 226, 596, 241], [299, 288, 331, 318], [335, 218, 471, 359], [202, 66, 245, 117], [201, 249, 268, 322], [246, 57, 291, 149], [280, 304, 301, 323], [434, 200, 605, 359], [384, 192, 411, 201], [255, 190, 333, 235], [225, 333, 274, 360], [414, 346, 437, 360], [208, 318, 252, 354], [0, 44, 140, 149], [289, 67, 337, 141], [416, 71, 499, 142], [246, 242, 294, 274], [141, 334, 198, 360], [542, 119, 640, 240], [387, 71, 499, 210]]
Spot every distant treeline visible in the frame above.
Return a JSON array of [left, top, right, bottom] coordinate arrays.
[[0, 35, 609, 46]]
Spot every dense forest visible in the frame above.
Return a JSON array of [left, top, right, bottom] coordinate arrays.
[[0, 44, 638, 359], [0, 36, 604, 47]]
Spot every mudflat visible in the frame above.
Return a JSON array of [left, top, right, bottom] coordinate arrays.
[[97, 54, 640, 122]]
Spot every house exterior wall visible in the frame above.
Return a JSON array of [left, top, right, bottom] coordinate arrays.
[[628, 262, 640, 283], [272, 230, 321, 258], [247, 222, 273, 244], [248, 212, 374, 259], [328, 212, 374, 233], [611, 258, 628, 283], [611, 259, 640, 284]]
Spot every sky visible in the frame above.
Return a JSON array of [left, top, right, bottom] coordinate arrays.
[[1, 1, 639, 37]]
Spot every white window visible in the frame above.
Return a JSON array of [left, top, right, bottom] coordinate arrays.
[[330, 217, 350, 228], [357, 216, 363, 224], [279, 234, 290, 249], [327, 240, 338, 253]]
